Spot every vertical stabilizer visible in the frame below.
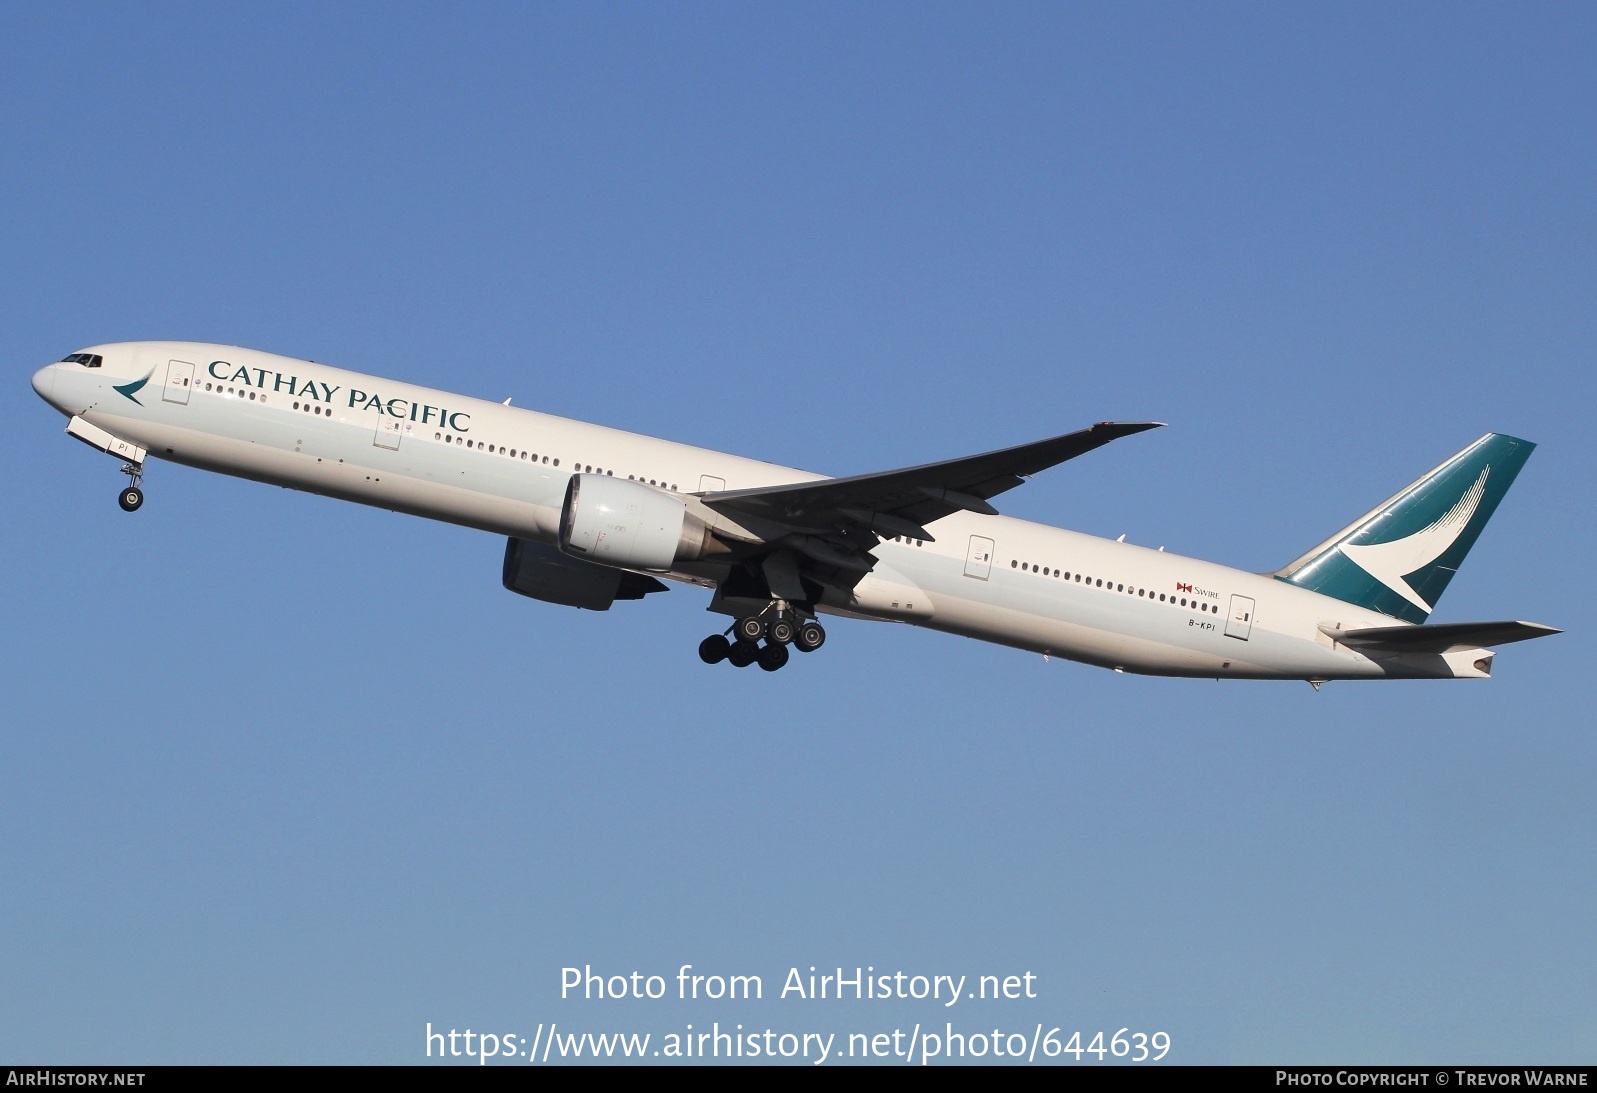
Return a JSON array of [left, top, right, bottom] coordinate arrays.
[[1275, 434, 1535, 623]]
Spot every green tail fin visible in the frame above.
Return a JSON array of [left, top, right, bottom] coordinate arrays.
[[1275, 433, 1535, 623]]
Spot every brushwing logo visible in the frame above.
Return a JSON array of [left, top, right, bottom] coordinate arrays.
[[113, 369, 154, 406], [1340, 467, 1490, 614]]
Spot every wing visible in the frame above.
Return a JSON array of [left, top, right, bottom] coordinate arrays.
[[1318, 620, 1561, 654], [701, 421, 1164, 542], [692, 421, 1163, 601]]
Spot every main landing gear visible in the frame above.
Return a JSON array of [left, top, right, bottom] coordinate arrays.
[[117, 463, 145, 512], [698, 603, 826, 672]]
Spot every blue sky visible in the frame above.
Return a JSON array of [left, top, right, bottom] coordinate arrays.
[[2, 2, 1592, 1065]]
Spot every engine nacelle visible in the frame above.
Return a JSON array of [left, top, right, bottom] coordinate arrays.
[[558, 474, 717, 571], [502, 537, 667, 611]]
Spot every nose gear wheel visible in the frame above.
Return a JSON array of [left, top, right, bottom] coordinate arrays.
[[117, 462, 145, 512]]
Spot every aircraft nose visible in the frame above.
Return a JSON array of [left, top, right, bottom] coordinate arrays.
[[31, 365, 57, 404]]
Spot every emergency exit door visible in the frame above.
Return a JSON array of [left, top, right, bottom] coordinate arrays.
[[374, 418, 402, 450]]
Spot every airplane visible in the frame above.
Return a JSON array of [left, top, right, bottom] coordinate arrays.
[[31, 342, 1558, 682]]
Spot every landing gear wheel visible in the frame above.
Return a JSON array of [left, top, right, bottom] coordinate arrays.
[[757, 642, 790, 672], [727, 641, 759, 668], [735, 616, 766, 643], [118, 486, 144, 512], [698, 634, 731, 665], [795, 622, 826, 652], [766, 616, 796, 645]]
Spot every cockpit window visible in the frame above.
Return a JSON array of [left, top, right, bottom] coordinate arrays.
[[61, 352, 103, 368]]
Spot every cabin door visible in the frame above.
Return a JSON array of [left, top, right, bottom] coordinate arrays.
[[162, 360, 194, 405], [964, 536, 995, 580], [1226, 594, 1255, 640]]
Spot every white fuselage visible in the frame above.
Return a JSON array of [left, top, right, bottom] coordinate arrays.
[[33, 342, 1488, 681]]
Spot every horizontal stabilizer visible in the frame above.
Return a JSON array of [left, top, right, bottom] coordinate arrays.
[[1319, 620, 1561, 654]]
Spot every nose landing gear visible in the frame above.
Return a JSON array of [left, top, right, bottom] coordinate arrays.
[[117, 463, 145, 512]]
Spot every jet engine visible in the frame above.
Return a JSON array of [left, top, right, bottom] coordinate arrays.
[[558, 474, 720, 571], [502, 537, 667, 610]]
